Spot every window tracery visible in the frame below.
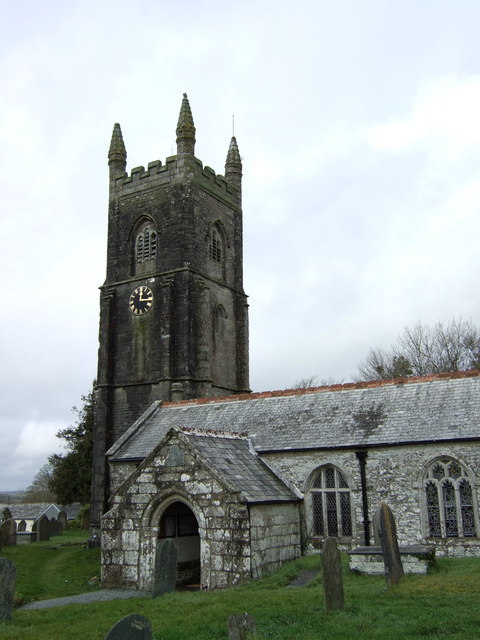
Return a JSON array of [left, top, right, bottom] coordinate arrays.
[[424, 457, 477, 538], [135, 223, 157, 264], [209, 227, 223, 263], [310, 465, 352, 538]]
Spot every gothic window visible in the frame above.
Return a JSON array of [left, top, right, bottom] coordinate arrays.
[[135, 223, 157, 264], [424, 457, 478, 538], [209, 227, 223, 263], [310, 465, 352, 538]]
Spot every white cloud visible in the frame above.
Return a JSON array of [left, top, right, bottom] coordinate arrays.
[[367, 75, 480, 156], [14, 420, 64, 461]]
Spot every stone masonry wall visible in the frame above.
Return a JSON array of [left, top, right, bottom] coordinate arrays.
[[264, 442, 480, 556], [249, 503, 301, 579], [102, 433, 252, 591]]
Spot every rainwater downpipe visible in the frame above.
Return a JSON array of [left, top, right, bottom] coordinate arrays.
[[355, 450, 370, 546]]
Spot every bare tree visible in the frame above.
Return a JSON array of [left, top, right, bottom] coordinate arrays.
[[293, 376, 318, 389], [22, 463, 55, 503], [356, 318, 480, 381]]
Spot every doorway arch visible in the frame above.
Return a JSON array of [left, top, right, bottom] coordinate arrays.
[[158, 501, 201, 588]]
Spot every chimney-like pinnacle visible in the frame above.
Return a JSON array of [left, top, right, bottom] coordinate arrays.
[[108, 123, 127, 177], [225, 136, 242, 193], [225, 136, 242, 170], [176, 93, 196, 156]]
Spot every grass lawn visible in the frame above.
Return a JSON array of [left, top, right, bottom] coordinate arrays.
[[1, 535, 480, 640], [1, 529, 100, 604]]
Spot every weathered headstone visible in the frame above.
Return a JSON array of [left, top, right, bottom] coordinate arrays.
[[321, 537, 344, 612], [152, 538, 177, 597], [228, 613, 257, 640], [57, 510, 67, 531], [2, 507, 12, 522], [104, 614, 153, 640], [376, 502, 404, 586], [49, 518, 63, 538], [81, 508, 90, 530], [0, 519, 17, 546], [36, 515, 50, 542], [0, 558, 16, 621]]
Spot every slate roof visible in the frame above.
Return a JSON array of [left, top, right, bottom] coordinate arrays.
[[109, 371, 480, 461], [0, 503, 60, 521], [178, 429, 299, 503]]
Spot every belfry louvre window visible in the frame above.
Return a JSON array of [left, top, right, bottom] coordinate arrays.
[[311, 466, 352, 537], [136, 225, 157, 263], [209, 228, 223, 263], [424, 458, 477, 538]]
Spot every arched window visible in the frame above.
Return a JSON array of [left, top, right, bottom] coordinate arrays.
[[310, 465, 352, 538], [135, 223, 157, 264], [424, 457, 477, 538], [209, 227, 223, 263]]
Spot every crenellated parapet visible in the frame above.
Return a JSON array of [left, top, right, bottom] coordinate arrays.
[[109, 95, 242, 206], [111, 154, 240, 205]]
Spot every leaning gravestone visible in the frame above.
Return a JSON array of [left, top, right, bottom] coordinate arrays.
[[152, 538, 177, 597], [104, 614, 153, 640], [322, 537, 344, 612], [376, 501, 404, 586], [36, 515, 50, 542], [228, 613, 257, 640], [0, 519, 17, 546], [0, 558, 16, 621]]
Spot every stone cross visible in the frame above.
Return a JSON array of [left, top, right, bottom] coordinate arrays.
[[0, 558, 16, 621], [376, 501, 404, 586], [152, 538, 177, 597], [321, 537, 344, 612], [228, 613, 257, 640], [104, 614, 153, 640]]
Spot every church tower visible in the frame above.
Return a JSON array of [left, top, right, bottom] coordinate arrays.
[[90, 95, 249, 535]]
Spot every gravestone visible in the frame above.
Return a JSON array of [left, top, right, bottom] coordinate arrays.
[[376, 502, 404, 586], [81, 508, 90, 530], [49, 518, 62, 537], [104, 614, 153, 640], [0, 558, 16, 621], [321, 537, 344, 612], [228, 613, 257, 640], [152, 538, 177, 597], [2, 507, 12, 522], [36, 515, 50, 541], [0, 518, 17, 546], [58, 509, 67, 531]]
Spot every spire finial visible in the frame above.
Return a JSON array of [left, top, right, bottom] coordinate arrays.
[[225, 135, 242, 195], [108, 123, 127, 178], [176, 93, 196, 156]]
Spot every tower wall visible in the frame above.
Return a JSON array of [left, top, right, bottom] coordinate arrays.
[[90, 98, 249, 536]]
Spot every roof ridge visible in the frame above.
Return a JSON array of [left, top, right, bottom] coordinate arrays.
[[178, 426, 248, 439], [163, 369, 480, 408]]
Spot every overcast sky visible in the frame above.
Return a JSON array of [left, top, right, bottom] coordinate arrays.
[[2, 0, 480, 491]]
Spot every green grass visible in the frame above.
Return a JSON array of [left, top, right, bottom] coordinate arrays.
[[1, 530, 100, 604], [1, 541, 480, 640]]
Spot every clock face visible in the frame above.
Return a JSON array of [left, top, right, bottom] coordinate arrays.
[[129, 285, 154, 316]]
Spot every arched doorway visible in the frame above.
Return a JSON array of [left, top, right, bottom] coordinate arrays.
[[158, 501, 201, 589]]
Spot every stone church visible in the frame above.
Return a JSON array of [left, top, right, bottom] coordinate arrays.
[[92, 95, 480, 591]]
